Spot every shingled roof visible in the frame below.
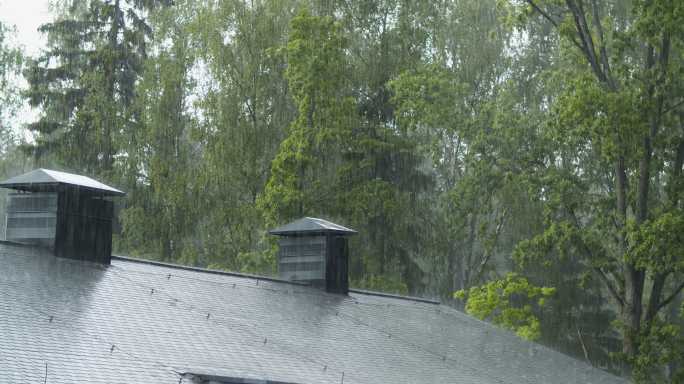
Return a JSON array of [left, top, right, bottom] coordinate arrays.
[[0, 241, 627, 384]]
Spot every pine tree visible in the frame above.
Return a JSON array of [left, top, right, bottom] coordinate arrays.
[[24, 0, 170, 177]]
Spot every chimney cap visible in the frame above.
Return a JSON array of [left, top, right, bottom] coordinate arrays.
[[0, 168, 125, 196], [269, 217, 357, 236]]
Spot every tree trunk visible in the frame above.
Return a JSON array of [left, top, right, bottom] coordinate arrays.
[[448, 241, 463, 294], [622, 35, 669, 364], [621, 266, 644, 358], [614, 154, 643, 366], [463, 214, 476, 289]]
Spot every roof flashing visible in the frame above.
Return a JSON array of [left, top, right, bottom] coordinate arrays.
[[348, 288, 441, 305]]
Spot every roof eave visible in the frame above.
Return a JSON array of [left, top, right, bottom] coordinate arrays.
[[268, 229, 358, 236], [0, 182, 126, 196]]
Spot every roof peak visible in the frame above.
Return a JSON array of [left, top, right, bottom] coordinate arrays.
[[0, 168, 125, 196], [268, 216, 357, 236]]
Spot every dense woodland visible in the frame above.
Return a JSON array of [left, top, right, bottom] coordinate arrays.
[[0, 0, 683, 381]]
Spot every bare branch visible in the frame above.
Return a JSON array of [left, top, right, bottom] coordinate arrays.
[[566, 0, 607, 84], [596, 266, 625, 308], [659, 33, 671, 83], [473, 208, 508, 284], [656, 279, 684, 313], [589, 0, 614, 87], [525, 0, 560, 28], [662, 99, 684, 116], [645, 272, 669, 325], [567, 207, 625, 307], [576, 325, 591, 365], [526, 0, 585, 52]]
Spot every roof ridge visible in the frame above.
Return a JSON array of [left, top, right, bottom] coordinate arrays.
[[111, 255, 310, 286], [348, 288, 440, 305], [112, 255, 441, 304]]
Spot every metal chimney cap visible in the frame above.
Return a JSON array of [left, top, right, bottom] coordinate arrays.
[[0, 168, 125, 196], [268, 217, 357, 236]]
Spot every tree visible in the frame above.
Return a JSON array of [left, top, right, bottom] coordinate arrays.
[[455, 272, 556, 341], [336, 0, 436, 294], [24, 0, 170, 176], [119, 1, 198, 262], [0, 21, 23, 158], [389, 0, 535, 298], [0, 20, 31, 237], [186, 0, 298, 272], [520, 0, 684, 379], [259, 8, 355, 226]]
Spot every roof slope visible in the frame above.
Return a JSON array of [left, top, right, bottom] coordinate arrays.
[[0, 242, 626, 384], [269, 217, 357, 236], [0, 168, 125, 195]]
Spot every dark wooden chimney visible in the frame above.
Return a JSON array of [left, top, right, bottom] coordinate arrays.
[[0, 169, 125, 264], [269, 217, 356, 294]]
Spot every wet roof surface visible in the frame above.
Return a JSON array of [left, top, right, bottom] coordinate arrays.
[[269, 217, 357, 236], [0, 168, 125, 196], [0, 242, 626, 384]]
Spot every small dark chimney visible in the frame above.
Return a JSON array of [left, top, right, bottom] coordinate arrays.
[[269, 217, 356, 294], [0, 169, 125, 264]]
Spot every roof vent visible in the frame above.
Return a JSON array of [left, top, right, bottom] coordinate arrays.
[[269, 217, 356, 294], [0, 169, 125, 264], [4, 191, 57, 247]]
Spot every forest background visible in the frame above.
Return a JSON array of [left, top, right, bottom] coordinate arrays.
[[0, 0, 683, 382]]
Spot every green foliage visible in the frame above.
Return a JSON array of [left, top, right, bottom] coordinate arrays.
[[24, 0, 170, 174], [513, 221, 581, 269], [259, 8, 355, 226], [0, 22, 23, 150], [516, 0, 684, 375], [391, 64, 468, 142], [455, 273, 556, 341], [626, 320, 684, 383], [186, 0, 296, 272], [627, 212, 684, 273], [116, 1, 198, 262], [0, 20, 32, 236], [352, 274, 409, 296]]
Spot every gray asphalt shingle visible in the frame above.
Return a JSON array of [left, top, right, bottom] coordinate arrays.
[[0, 242, 627, 383]]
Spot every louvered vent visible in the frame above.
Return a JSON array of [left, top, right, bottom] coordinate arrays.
[[5, 192, 57, 246], [278, 236, 326, 282], [269, 217, 356, 294]]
